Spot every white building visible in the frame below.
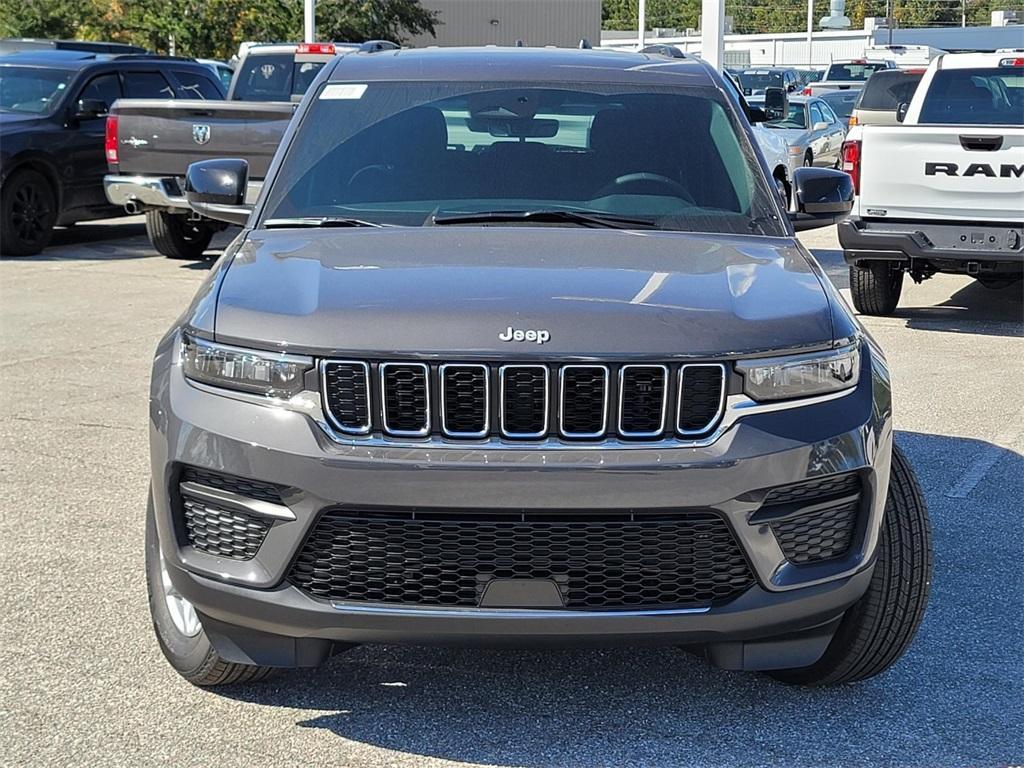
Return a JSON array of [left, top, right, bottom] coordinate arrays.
[[408, 0, 602, 48]]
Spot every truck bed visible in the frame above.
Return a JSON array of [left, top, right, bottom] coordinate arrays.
[[110, 99, 295, 180]]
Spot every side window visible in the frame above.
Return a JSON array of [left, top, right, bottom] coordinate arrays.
[[171, 69, 222, 100], [122, 71, 175, 99], [78, 73, 121, 113], [809, 103, 825, 125], [819, 103, 838, 123]]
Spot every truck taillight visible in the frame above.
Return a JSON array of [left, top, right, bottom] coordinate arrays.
[[999, 57, 1024, 67], [802, 86, 812, 95], [105, 115, 119, 166], [841, 140, 861, 194], [297, 43, 335, 55]]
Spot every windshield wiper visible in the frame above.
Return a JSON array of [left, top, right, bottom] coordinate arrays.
[[263, 216, 387, 229], [431, 209, 657, 230]]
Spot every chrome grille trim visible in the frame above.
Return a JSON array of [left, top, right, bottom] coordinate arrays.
[[319, 359, 372, 435], [618, 364, 668, 438], [558, 364, 609, 438], [499, 364, 549, 439], [380, 362, 430, 437], [676, 363, 727, 436], [439, 363, 490, 439]]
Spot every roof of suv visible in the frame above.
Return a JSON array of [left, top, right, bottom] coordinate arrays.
[[0, 50, 206, 70], [326, 47, 715, 86]]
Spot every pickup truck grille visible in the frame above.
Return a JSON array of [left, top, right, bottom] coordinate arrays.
[[321, 360, 727, 442], [287, 509, 754, 609]]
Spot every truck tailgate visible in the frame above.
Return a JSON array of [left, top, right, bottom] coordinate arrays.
[[111, 99, 294, 179], [859, 126, 1024, 221]]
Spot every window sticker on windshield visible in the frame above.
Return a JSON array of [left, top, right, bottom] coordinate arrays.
[[320, 84, 368, 100]]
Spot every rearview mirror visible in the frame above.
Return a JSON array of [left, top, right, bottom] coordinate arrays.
[[896, 102, 909, 123], [763, 87, 789, 122], [75, 98, 108, 120], [788, 167, 854, 232], [185, 158, 251, 226]]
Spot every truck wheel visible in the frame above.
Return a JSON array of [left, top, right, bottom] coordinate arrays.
[[145, 210, 215, 260], [1, 169, 57, 256], [803, 151, 813, 167], [145, 494, 273, 686], [849, 261, 904, 316], [769, 445, 932, 686]]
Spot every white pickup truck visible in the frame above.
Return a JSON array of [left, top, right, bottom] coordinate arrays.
[[839, 53, 1024, 314]]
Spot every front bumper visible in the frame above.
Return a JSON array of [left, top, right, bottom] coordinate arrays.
[[150, 334, 893, 668], [839, 216, 1024, 272]]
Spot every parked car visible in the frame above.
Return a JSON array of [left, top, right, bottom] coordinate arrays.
[[197, 58, 234, 91], [0, 38, 147, 56], [803, 58, 895, 96], [848, 68, 925, 127], [104, 41, 398, 258], [145, 46, 932, 690], [735, 67, 801, 96], [0, 51, 225, 255], [818, 88, 861, 125], [748, 94, 848, 171], [839, 53, 1024, 314]]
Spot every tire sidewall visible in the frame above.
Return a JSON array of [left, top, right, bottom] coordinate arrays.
[[145, 494, 215, 675], [1, 170, 57, 255]]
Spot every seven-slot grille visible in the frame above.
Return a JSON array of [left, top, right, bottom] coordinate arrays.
[[321, 360, 727, 441], [287, 509, 755, 609]]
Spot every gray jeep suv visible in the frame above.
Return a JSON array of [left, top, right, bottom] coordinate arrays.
[[146, 47, 931, 688]]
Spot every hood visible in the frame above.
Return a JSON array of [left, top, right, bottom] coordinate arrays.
[[213, 227, 834, 358], [0, 110, 45, 131]]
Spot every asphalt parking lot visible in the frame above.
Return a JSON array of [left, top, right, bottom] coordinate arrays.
[[1, 218, 1021, 767]]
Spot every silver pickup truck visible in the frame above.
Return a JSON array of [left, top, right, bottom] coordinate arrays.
[[104, 41, 396, 258]]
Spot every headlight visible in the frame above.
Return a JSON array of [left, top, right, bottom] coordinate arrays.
[[735, 344, 860, 401], [181, 336, 313, 398]]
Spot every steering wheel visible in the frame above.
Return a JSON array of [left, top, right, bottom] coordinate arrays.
[[595, 172, 695, 203], [347, 163, 393, 187]]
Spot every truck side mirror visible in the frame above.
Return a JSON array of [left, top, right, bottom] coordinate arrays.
[[185, 158, 251, 226], [896, 102, 909, 123], [75, 98, 108, 120], [788, 167, 854, 231], [763, 87, 789, 122]]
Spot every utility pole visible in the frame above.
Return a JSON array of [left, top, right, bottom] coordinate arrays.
[[961, 0, 967, 27], [806, 0, 814, 68], [304, 0, 316, 43], [887, 0, 894, 45], [701, 0, 725, 69], [638, 0, 646, 48]]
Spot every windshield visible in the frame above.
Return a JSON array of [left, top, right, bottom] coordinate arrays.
[[0, 66, 73, 114], [261, 81, 783, 236], [825, 62, 889, 82], [753, 102, 807, 129], [919, 68, 1024, 126], [737, 71, 783, 93], [231, 53, 326, 101]]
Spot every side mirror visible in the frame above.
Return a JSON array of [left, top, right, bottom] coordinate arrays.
[[75, 98, 108, 120], [788, 167, 854, 231], [812, 121, 830, 132], [763, 87, 788, 122], [185, 158, 251, 226], [896, 102, 909, 123]]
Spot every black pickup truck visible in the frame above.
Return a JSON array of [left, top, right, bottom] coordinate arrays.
[[0, 50, 225, 255]]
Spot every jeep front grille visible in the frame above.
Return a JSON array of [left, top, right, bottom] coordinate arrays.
[[287, 509, 754, 609], [321, 360, 727, 442]]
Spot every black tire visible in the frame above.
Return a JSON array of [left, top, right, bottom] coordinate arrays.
[[145, 495, 273, 686], [774, 172, 790, 211], [849, 260, 904, 316], [145, 210, 215, 260], [1, 169, 57, 256], [769, 445, 932, 686], [803, 151, 813, 167]]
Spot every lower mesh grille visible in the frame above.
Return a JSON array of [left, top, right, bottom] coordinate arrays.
[[287, 510, 754, 609], [180, 466, 286, 504], [771, 502, 858, 564], [181, 497, 271, 560]]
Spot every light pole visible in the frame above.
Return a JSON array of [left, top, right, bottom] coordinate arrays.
[[304, 0, 316, 43], [638, 0, 646, 48], [701, 0, 725, 69], [807, 0, 814, 67]]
